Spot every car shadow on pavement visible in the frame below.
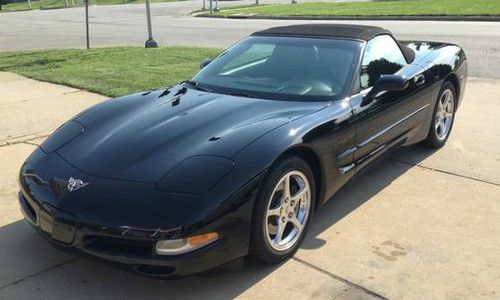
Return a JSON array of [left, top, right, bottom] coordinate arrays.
[[301, 144, 437, 250], [0, 220, 281, 298], [0, 145, 437, 299]]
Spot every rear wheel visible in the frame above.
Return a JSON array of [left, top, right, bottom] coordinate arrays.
[[250, 156, 315, 263], [423, 81, 456, 148]]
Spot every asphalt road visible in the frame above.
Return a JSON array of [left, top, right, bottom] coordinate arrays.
[[1, 0, 500, 78]]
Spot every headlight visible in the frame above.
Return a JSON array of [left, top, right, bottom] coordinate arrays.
[[40, 121, 84, 153], [155, 232, 219, 255], [156, 155, 234, 194]]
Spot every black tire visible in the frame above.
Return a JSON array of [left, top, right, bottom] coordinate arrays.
[[423, 81, 457, 148], [250, 155, 316, 264]]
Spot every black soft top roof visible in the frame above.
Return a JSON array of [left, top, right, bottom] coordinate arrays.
[[252, 24, 415, 63], [252, 24, 391, 41]]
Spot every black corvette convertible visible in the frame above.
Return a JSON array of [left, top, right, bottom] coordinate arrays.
[[19, 24, 467, 276]]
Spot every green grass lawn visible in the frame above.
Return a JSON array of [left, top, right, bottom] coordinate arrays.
[[205, 0, 500, 17], [0, 47, 222, 97], [0, 0, 182, 13]]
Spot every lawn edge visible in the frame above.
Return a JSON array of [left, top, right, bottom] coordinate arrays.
[[0, 0, 186, 14], [195, 13, 500, 22], [2, 70, 113, 97]]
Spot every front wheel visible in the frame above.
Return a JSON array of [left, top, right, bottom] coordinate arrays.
[[250, 156, 316, 264], [423, 81, 457, 148]]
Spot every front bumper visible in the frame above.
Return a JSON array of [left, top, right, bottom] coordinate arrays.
[[18, 148, 257, 277], [19, 189, 251, 277]]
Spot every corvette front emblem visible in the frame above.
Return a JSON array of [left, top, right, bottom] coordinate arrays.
[[67, 177, 89, 192]]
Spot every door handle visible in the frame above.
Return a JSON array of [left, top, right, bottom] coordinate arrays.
[[414, 74, 426, 86]]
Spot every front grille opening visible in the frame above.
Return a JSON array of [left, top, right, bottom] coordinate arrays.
[[135, 265, 176, 276], [20, 194, 37, 223], [83, 235, 154, 257]]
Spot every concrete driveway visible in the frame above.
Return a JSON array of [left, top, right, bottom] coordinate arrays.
[[0, 72, 499, 299]]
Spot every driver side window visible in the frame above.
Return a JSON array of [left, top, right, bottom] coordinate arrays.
[[360, 35, 407, 90]]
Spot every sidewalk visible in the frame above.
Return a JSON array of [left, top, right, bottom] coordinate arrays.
[[0, 72, 107, 147], [0, 72, 499, 299], [0, 72, 107, 226]]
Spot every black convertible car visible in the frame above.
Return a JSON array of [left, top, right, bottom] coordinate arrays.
[[19, 24, 467, 276]]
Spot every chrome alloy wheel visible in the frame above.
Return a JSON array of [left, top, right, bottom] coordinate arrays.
[[265, 171, 311, 252], [435, 89, 455, 140]]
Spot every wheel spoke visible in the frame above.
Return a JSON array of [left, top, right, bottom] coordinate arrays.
[[443, 92, 449, 106], [439, 98, 445, 111], [435, 117, 442, 129], [446, 99, 454, 116], [282, 174, 291, 199], [438, 120, 446, 134], [267, 206, 281, 217], [290, 185, 307, 204], [273, 219, 286, 244], [290, 215, 302, 230]]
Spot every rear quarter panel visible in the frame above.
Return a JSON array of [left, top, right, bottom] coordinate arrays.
[[406, 41, 468, 107], [402, 41, 467, 144]]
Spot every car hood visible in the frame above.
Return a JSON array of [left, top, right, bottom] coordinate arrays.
[[57, 86, 327, 183]]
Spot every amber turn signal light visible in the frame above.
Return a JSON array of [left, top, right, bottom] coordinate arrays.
[[156, 232, 219, 255], [187, 232, 219, 246]]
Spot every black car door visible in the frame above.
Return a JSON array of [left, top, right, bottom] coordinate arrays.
[[348, 35, 430, 171]]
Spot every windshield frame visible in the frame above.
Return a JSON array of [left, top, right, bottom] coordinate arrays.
[[192, 36, 363, 102]]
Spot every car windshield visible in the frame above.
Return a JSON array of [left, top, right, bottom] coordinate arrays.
[[192, 36, 362, 101]]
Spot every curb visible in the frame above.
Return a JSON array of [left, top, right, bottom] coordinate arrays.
[[196, 14, 500, 22]]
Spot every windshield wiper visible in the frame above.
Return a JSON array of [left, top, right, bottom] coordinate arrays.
[[183, 80, 257, 98], [183, 80, 212, 92]]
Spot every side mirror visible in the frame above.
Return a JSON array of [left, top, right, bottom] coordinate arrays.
[[200, 58, 213, 69], [362, 74, 408, 105]]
